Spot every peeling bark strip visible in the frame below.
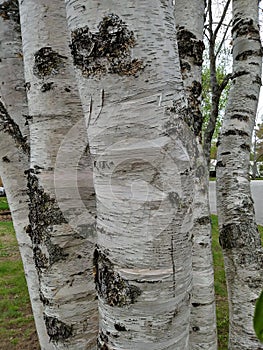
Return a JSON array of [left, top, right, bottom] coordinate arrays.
[[70, 14, 144, 77], [33, 47, 67, 78], [44, 314, 73, 343], [0, 0, 19, 24], [0, 101, 29, 156], [26, 169, 67, 268], [93, 246, 141, 307]]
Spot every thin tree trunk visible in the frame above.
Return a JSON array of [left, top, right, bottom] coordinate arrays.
[[175, 1, 218, 348], [0, 2, 51, 347], [65, 1, 196, 348], [18, 0, 98, 348], [216, 0, 263, 348]]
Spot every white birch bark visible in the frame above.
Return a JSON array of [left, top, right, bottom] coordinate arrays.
[[65, 1, 195, 348], [216, 1, 263, 349], [174, 1, 218, 349], [18, 0, 98, 348], [0, 2, 51, 347]]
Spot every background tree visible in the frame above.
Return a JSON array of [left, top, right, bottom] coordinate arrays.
[[216, 0, 263, 348], [175, 0, 218, 348], [203, 0, 233, 166]]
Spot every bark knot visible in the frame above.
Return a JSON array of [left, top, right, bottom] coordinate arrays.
[[70, 14, 144, 77], [33, 47, 67, 78]]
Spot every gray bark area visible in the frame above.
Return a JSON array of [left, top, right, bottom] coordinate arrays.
[[65, 0, 196, 348], [19, 0, 98, 348], [216, 1, 263, 349]]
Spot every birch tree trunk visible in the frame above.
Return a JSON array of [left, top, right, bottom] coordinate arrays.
[[175, 1, 217, 348], [18, 0, 98, 348], [216, 1, 263, 348], [0, 2, 51, 347], [65, 1, 196, 348]]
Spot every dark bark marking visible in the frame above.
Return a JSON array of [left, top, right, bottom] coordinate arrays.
[[240, 143, 250, 151], [220, 222, 259, 250], [192, 302, 201, 307], [176, 28, 204, 67], [235, 49, 262, 61], [2, 156, 10, 162], [97, 330, 110, 350], [0, 0, 19, 25], [44, 314, 73, 343], [230, 114, 249, 122], [33, 246, 48, 268], [39, 290, 50, 306], [70, 14, 144, 77], [195, 216, 211, 226], [40, 82, 54, 92], [93, 246, 141, 307], [114, 323, 127, 332], [246, 94, 257, 101], [33, 47, 67, 78], [0, 101, 29, 156], [216, 160, 226, 168], [222, 129, 249, 138], [26, 170, 68, 276], [168, 191, 181, 207], [232, 17, 259, 38]]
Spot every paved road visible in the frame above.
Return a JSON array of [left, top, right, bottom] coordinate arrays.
[[209, 180, 263, 225]]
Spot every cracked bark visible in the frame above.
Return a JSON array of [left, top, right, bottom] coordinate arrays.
[[175, 1, 217, 348], [65, 0, 195, 348], [216, 1, 263, 348], [18, 0, 97, 348]]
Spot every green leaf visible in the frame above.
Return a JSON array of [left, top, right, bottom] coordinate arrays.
[[254, 290, 263, 342]]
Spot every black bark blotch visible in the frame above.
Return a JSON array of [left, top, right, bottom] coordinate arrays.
[[93, 245, 141, 307], [70, 14, 144, 77]]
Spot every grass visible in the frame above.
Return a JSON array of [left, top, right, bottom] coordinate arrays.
[[0, 197, 9, 211], [211, 215, 229, 349], [0, 209, 262, 349], [0, 219, 40, 350]]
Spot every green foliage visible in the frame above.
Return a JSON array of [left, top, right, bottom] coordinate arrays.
[[254, 290, 263, 343], [211, 215, 228, 349], [0, 221, 39, 349]]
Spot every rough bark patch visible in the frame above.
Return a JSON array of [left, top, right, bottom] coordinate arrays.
[[220, 222, 260, 250], [33, 47, 67, 78], [93, 246, 141, 307], [0, 0, 19, 24], [97, 330, 110, 349], [0, 101, 29, 156], [70, 14, 144, 77], [232, 17, 259, 38], [44, 315, 73, 343], [26, 170, 68, 272], [176, 28, 204, 67]]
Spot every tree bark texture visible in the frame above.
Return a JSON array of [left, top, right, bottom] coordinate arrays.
[[65, 1, 196, 348], [216, 1, 263, 349], [175, 1, 217, 348], [0, 1, 51, 348], [18, 0, 97, 348]]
